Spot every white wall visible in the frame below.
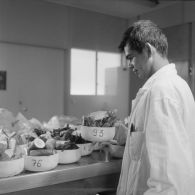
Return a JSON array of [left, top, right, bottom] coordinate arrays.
[[0, 43, 65, 122]]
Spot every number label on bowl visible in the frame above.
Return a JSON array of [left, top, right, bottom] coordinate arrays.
[[92, 129, 104, 137], [32, 159, 42, 167], [81, 126, 115, 142]]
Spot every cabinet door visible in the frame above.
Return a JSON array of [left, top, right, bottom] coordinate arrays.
[[174, 60, 189, 83], [164, 23, 191, 85], [0, 43, 64, 121]]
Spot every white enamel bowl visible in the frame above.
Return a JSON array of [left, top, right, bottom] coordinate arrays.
[[80, 126, 115, 142], [24, 153, 59, 172], [0, 157, 24, 178], [77, 142, 93, 156], [56, 148, 81, 164]]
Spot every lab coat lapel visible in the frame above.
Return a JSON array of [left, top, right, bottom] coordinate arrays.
[[129, 87, 148, 125]]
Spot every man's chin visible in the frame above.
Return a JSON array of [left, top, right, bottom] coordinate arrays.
[[137, 73, 145, 80], [133, 71, 144, 79], [137, 73, 140, 77]]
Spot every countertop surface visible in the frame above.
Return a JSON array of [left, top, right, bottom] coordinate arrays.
[[0, 151, 122, 194]]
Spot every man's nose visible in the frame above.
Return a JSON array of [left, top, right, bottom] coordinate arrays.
[[128, 61, 134, 69]]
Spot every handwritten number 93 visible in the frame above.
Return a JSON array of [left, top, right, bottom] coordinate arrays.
[[92, 129, 104, 137]]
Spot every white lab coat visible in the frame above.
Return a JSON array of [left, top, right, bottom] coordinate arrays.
[[117, 63, 195, 195]]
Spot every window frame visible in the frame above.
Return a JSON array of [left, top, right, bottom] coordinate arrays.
[[70, 48, 122, 96]]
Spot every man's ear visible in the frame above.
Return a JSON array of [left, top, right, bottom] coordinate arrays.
[[144, 42, 153, 58]]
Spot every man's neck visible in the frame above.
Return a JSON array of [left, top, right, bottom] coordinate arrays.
[[152, 54, 169, 73]]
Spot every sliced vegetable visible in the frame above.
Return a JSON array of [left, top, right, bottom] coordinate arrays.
[[33, 138, 45, 149], [28, 138, 46, 152], [8, 138, 16, 150], [0, 152, 10, 161], [0, 141, 7, 153], [4, 149, 14, 158], [45, 138, 56, 150]]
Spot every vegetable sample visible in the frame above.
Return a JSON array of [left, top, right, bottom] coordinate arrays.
[[83, 110, 118, 127]]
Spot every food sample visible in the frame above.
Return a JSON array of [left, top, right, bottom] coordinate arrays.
[[55, 141, 79, 151], [0, 129, 22, 161], [51, 124, 76, 141], [83, 110, 118, 127]]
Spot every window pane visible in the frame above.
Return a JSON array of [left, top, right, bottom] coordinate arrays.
[[71, 49, 96, 95], [97, 52, 121, 95]]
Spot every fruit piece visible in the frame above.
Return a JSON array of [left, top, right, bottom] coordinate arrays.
[[28, 138, 46, 152], [8, 138, 16, 150], [0, 140, 7, 153], [0, 152, 10, 161], [45, 138, 56, 150], [33, 138, 45, 149], [40, 131, 52, 142], [29, 149, 54, 156], [4, 149, 14, 158], [15, 144, 27, 156], [40, 136, 47, 143], [0, 133, 8, 142], [55, 140, 66, 149]]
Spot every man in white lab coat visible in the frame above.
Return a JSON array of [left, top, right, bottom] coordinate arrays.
[[115, 20, 195, 195]]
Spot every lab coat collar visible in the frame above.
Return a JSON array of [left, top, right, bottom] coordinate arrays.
[[138, 63, 176, 95], [131, 63, 176, 114]]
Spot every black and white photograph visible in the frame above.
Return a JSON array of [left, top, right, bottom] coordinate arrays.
[[0, 0, 195, 195]]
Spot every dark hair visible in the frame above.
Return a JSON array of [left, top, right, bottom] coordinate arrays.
[[119, 20, 168, 57]]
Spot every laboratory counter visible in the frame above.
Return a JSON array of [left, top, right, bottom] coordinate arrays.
[[0, 151, 122, 195]]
